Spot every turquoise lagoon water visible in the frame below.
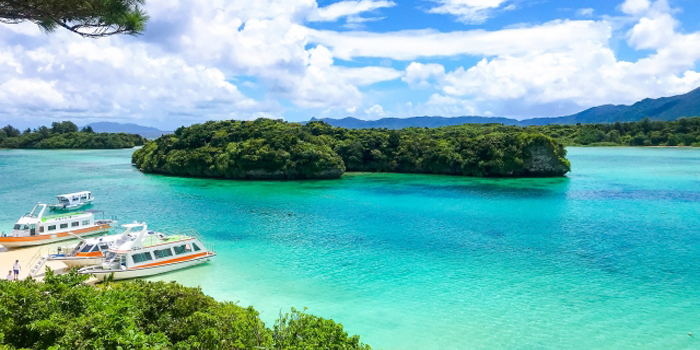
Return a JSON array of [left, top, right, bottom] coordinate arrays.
[[1, 147, 700, 349]]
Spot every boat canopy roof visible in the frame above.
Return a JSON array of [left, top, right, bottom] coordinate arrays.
[[122, 222, 146, 229], [56, 191, 91, 199]]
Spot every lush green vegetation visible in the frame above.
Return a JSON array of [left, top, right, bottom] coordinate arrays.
[[0, 0, 148, 38], [132, 119, 571, 180], [0, 121, 146, 149], [532, 117, 700, 146], [0, 270, 370, 350]]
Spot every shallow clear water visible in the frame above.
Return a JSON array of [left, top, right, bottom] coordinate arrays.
[[1, 147, 700, 349]]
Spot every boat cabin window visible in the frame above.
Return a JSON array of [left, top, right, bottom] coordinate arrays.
[[60, 223, 68, 229], [80, 244, 95, 253], [39, 226, 44, 233], [153, 248, 174, 259], [48, 225, 56, 231], [99, 243, 109, 251], [71, 222, 79, 227], [82, 220, 90, 226], [104, 251, 117, 260], [13, 224, 30, 230], [173, 244, 193, 255], [59, 198, 69, 204], [192, 243, 202, 252], [132, 252, 153, 264]]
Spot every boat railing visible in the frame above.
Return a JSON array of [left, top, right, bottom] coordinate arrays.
[[27, 247, 50, 277], [46, 245, 79, 258], [160, 227, 215, 254]]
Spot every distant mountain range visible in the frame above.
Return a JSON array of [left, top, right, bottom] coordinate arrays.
[[312, 87, 700, 128], [85, 122, 170, 138]]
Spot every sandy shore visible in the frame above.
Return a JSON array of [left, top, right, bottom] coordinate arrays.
[[0, 243, 73, 281]]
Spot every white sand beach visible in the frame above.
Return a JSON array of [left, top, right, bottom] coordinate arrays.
[[0, 243, 72, 281]]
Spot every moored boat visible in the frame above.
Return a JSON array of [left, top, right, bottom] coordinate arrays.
[[79, 225, 215, 281], [47, 223, 159, 269], [49, 191, 95, 211], [0, 203, 114, 249], [49, 191, 94, 211]]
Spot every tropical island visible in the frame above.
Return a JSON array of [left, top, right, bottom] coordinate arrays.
[[0, 122, 146, 149], [132, 119, 572, 180], [0, 270, 370, 349]]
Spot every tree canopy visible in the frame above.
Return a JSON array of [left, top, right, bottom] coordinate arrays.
[[0, 270, 371, 349], [531, 117, 700, 146], [0, 121, 146, 149], [0, 0, 148, 37]]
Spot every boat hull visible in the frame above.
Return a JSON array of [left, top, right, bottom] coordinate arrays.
[[83, 253, 215, 281], [49, 257, 104, 269], [0, 224, 110, 249]]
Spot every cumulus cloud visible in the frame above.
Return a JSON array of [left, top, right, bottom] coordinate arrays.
[[2, 0, 700, 125], [398, 0, 700, 117], [621, 0, 651, 15], [627, 12, 677, 50], [0, 31, 266, 126], [0, 0, 401, 127], [403, 62, 445, 88]]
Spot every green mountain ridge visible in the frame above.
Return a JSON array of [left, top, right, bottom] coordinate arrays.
[[85, 122, 170, 138], [313, 87, 700, 128]]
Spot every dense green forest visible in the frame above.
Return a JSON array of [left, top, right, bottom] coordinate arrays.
[[0, 270, 370, 350], [0, 121, 146, 149], [531, 117, 700, 146], [132, 119, 571, 180]]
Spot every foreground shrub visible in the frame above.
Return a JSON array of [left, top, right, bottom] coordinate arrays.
[[0, 270, 370, 350]]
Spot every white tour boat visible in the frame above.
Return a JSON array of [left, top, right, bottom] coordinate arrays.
[[49, 191, 94, 211], [46, 223, 159, 269], [0, 203, 114, 249], [79, 224, 215, 280]]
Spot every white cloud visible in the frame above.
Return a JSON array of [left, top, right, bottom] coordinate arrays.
[[427, 0, 510, 24], [621, 0, 651, 15], [0, 79, 65, 107], [365, 104, 388, 119], [577, 8, 595, 17], [627, 13, 677, 50], [307, 20, 612, 61], [277, 45, 400, 108], [0, 0, 404, 126], [403, 62, 445, 88], [409, 1, 700, 118], [2, 0, 700, 125], [308, 0, 395, 22]]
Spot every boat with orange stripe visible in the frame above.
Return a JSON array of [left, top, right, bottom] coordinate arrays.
[[46, 223, 161, 269], [79, 224, 215, 281], [0, 203, 115, 249]]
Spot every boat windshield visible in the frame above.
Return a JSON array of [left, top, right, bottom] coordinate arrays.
[[104, 251, 117, 261], [25, 205, 42, 218], [13, 224, 29, 230], [59, 198, 70, 203]]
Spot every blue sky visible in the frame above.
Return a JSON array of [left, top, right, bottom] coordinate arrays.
[[1, 0, 700, 130]]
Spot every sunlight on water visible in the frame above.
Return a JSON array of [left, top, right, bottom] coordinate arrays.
[[1, 147, 700, 349]]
